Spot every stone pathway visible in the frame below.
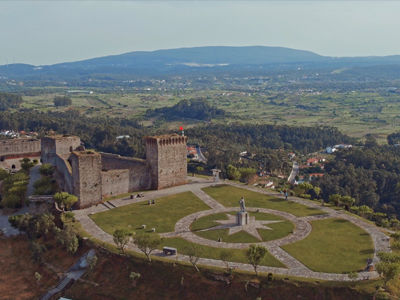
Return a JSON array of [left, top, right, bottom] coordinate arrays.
[[74, 177, 389, 281]]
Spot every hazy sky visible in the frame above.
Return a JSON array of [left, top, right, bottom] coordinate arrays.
[[1, 1, 399, 66]]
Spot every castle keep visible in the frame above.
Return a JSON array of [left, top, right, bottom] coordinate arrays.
[[41, 134, 188, 208]]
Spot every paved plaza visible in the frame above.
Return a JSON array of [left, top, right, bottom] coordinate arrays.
[[74, 177, 391, 281]]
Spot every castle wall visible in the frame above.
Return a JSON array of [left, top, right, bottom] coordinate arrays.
[[54, 154, 73, 194], [129, 165, 151, 191], [0, 138, 41, 158], [100, 153, 146, 170], [70, 151, 102, 209], [101, 169, 130, 197]]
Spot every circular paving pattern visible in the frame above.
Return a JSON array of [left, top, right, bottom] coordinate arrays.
[[191, 211, 295, 243], [172, 207, 312, 249]]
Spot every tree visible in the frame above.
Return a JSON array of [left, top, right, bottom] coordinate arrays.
[[130, 272, 141, 288], [184, 244, 203, 272], [377, 252, 400, 264], [26, 212, 55, 240], [1, 194, 21, 209], [87, 255, 98, 270], [9, 213, 30, 235], [219, 249, 234, 271], [30, 242, 46, 263], [341, 196, 355, 211], [358, 205, 373, 219], [246, 244, 268, 276], [39, 164, 54, 176], [54, 192, 78, 211], [227, 165, 241, 181], [238, 168, 256, 184], [391, 232, 400, 241], [35, 272, 42, 285], [54, 96, 72, 107], [375, 261, 400, 290], [63, 212, 75, 223], [132, 233, 163, 262], [113, 229, 132, 253], [328, 194, 342, 207], [54, 225, 79, 254], [20, 158, 35, 171], [195, 166, 204, 174]]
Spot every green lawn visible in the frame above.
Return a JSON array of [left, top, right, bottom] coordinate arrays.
[[191, 212, 294, 243], [160, 237, 286, 268], [90, 192, 210, 235], [202, 185, 326, 217], [281, 218, 374, 273]]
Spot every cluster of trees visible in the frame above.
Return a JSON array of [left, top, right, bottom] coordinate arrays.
[[0, 92, 23, 110], [53, 96, 72, 107], [187, 123, 355, 155], [0, 170, 30, 209], [147, 98, 228, 121], [34, 164, 58, 195], [8, 208, 80, 263], [226, 165, 257, 183], [112, 229, 163, 262], [313, 137, 400, 218]]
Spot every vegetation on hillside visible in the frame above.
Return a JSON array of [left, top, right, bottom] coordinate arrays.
[[313, 137, 400, 218], [0, 91, 23, 110], [147, 98, 228, 121]]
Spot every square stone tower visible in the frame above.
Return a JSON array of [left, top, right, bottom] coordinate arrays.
[[41, 135, 81, 164], [145, 134, 188, 190], [69, 151, 103, 209]]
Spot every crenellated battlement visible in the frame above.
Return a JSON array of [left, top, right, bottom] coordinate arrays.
[[146, 134, 188, 147]]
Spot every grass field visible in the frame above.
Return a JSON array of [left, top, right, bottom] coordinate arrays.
[[160, 237, 287, 268], [202, 185, 327, 217], [281, 218, 374, 274], [191, 212, 295, 243], [90, 191, 210, 235]]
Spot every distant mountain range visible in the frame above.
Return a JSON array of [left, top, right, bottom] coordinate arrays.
[[2, 46, 400, 78]]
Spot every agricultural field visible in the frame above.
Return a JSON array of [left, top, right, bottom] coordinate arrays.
[[18, 88, 400, 143]]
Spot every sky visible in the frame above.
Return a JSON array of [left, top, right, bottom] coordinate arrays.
[[1, 1, 400, 66]]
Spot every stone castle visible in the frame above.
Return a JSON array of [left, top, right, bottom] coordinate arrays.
[[0, 134, 188, 208]]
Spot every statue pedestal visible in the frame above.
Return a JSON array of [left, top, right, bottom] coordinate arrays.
[[236, 211, 249, 226]]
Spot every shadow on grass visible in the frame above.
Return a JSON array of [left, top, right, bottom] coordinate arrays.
[[333, 219, 348, 223], [359, 249, 375, 255]]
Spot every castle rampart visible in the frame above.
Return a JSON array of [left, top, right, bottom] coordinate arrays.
[[0, 138, 41, 160], [40, 133, 188, 209]]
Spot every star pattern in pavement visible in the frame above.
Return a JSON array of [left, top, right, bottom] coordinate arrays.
[[200, 213, 284, 241]]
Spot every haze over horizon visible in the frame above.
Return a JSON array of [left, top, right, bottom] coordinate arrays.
[[1, 1, 400, 66]]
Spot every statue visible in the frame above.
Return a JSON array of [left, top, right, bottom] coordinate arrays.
[[239, 197, 246, 212]]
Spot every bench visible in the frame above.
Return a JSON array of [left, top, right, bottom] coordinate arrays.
[[163, 247, 177, 255]]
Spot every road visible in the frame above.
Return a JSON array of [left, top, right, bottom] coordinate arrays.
[[287, 161, 299, 184], [195, 145, 207, 163]]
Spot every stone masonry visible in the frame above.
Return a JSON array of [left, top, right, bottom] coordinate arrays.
[[146, 134, 188, 190], [41, 134, 188, 209], [0, 138, 41, 160]]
